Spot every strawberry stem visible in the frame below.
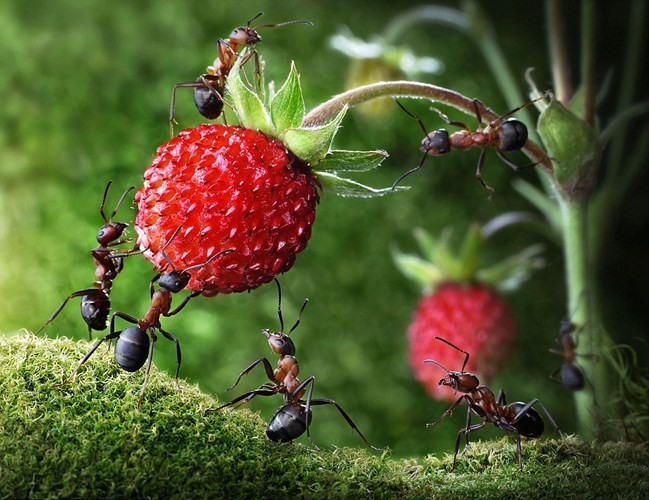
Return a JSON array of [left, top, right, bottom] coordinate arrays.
[[302, 81, 553, 174]]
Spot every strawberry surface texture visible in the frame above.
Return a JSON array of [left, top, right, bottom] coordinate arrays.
[[408, 283, 517, 402], [135, 124, 320, 295]]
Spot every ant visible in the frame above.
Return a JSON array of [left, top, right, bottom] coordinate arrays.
[[425, 336, 561, 469], [393, 94, 547, 195], [207, 279, 380, 450], [65, 228, 233, 408], [37, 181, 138, 339], [169, 12, 312, 136], [549, 320, 587, 391]]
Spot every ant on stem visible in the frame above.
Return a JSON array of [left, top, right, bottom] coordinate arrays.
[[393, 94, 547, 196], [169, 12, 312, 136], [65, 227, 233, 408], [207, 279, 380, 450], [425, 336, 561, 469], [549, 320, 592, 391], [37, 181, 138, 339]]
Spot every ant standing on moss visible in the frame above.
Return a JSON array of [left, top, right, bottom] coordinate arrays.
[[207, 279, 381, 450], [169, 12, 312, 136], [37, 181, 138, 339], [425, 336, 561, 469], [65, 228, 233, 408], [393, 94, 547, 195]]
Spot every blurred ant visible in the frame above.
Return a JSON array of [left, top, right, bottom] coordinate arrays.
[[169, 12, 312, 136], [393, 94, 547, 195], [66, 228, 233, 408], [549, 320, 589, 391], [37, 181, 138, 339], [425, 336, 561, 469], [207, 279, 380, 450]]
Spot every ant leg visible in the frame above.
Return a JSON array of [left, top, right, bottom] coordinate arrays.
[[136, 329, 156, 409], [166, 291, 201, 317], [226, 357, 275, 391], [514, 398, 562, 435], [64, 330, 122, 384], [430, 106, 470, 130], [475, 148, 496, 197], [207, 386, 278, 412], [496, 388, 507, 406], [452, 420, 487, 469], [158, 327, 182, 385], [495, 149, 538, 172], [36, 288, 99, 335], [427, 395, 468, 427]]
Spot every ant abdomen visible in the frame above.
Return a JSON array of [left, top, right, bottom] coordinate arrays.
[[114, 326, 149, 372], [497, 119, 528, 152], [558, 364, 585, 390], [193, 75, 225, 119], [81, 292, 111, 331], [266, 404, 312, 442], [508, 402, 544, 438]]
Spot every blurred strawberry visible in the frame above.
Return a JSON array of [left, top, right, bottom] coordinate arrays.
[[136, 56, 398, 295], [394, 221, 544, 401]]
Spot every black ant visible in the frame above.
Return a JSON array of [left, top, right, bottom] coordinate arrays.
[[65, 229, 233, 408], [393, 95, 546, 195], [169, 12, 312, 136], [425, 336, 561, 469], [549, 320, 587, 391], [207, 279, 380, 450], [37, 181, 138, 339]]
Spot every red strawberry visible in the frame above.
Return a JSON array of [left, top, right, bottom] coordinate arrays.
[[135, 124, 319, 295], [135, 55, 393, 295], [394, 223, 543, 401], [408, 282, 517, 402]]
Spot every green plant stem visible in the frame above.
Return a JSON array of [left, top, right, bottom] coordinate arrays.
[[558, 197, 606, 440], [303, 81, 553, 173], [545, 0, 573, 103]]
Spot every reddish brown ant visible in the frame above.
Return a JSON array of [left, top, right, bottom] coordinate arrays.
[[65, 228, 233, 408], [207, 279, 380, 450], [549, 320, 588, 391], [169, 12, 312, 136], [393, 95, 547, 195], [37, 181, 138, 339], [425, 336, 561, 469]]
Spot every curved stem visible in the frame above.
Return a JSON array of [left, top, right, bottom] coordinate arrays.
[[303, 81, 553, 173]]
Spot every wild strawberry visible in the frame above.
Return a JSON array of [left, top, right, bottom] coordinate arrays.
[[394, 222, 543, 401], [136, 55, 396, 294]]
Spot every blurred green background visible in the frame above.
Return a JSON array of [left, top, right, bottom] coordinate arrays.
[[1, 0, 646, 458]]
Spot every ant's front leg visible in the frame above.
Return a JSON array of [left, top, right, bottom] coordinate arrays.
[[226, 357, 276, 391], [426, 394, 468, 428]]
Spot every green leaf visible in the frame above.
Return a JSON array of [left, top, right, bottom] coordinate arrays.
[[315, 171, 408, 198], [226, 52, 273, 136], [314, 150, 389, 172], [270, 62, 305, 133], [282, 106, 347, 163], [392, 251, 443, 293]]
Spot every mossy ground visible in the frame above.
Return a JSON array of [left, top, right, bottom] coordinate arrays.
[[1, 332, 647, 499]]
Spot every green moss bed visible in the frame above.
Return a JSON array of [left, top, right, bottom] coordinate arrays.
[[1, 332, 647, 499]]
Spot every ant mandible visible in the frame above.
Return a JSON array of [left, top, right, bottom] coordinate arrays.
[[549, 320, 587, 391], [65, 228, 233, 408], [425, 336, 561, 469], [169, 12, 312, 136], [393, 94, 546, 195], [37, 181, 138, 339], [207, 279, 380, 450]]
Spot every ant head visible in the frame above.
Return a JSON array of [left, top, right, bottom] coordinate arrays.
[[228, 26, 261, 46], [158, 269, 191, 293], [422, 130, 451, 156], [97, 222, 128, 246], [262, 328, 297, 356], [496, 118, 528, 152]]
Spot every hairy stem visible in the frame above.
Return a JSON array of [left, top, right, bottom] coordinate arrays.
[[303, 81, 553, 173]]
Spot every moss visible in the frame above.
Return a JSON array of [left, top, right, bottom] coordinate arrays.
[[1, 332, 648, 499]]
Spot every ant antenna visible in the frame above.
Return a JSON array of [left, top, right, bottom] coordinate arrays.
[[424, 359, 451, 373], [435, 336, 470, 373], [99, 181, 135, 223], [272, 278, 309, 335]]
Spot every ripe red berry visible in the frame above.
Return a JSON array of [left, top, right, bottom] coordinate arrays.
[[135, 124, 320, 295], [408, 283, 517, 402]]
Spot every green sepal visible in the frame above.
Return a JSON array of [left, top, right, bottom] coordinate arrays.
[[315, 171, 408, 198], [282, 106, 347, 163], [314, 150, 389, 172], [538, 96, 599, 194], [391, 251, 444, 294], [477, 243, 545, 292], [226, 53, 274, 136], [270, 61, 305, 132]]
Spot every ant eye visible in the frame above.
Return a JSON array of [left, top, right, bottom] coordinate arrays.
[[498, 119, 528, 151]]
